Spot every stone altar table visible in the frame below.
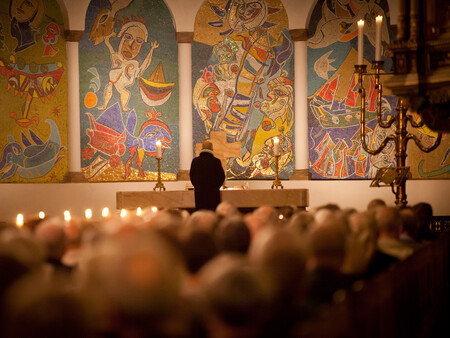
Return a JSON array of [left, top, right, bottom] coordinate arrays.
[[116, 189, 309, 211]]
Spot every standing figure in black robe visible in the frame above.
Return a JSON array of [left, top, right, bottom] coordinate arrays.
[[189, 140, 225, 211]]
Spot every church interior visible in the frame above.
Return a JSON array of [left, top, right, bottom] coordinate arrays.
[[0, 0, 449, 337]]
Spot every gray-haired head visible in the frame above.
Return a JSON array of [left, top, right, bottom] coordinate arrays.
[[202, 140, 213, 150]]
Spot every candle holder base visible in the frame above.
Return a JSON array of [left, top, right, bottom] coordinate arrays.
[[153, 157, 166, 191], [271, 155, 283, 189], [354, 64, 367, 74], [371, 60, 384, 71], [271, 181, 283, 189], [153, 182, 166, 191]]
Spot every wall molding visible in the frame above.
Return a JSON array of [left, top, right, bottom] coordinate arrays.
[[290, 29, 308, 41], [290, 169, 311, 180], [177, 32, 194, 43], [65, 30, 84, 42]]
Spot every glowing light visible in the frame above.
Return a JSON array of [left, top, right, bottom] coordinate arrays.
[[357, 20, 364, 65], [102, 207, 109, 218], [38, 211, 45, 219], [273, 137, 280, 156], [16, 213, 24, 227], [156, 140, 162, 158], [375, 16, 383, 61], [85, 208, 93, 220], [120, 209, 127, 218], [151, 206, 158, 213], [64, 210, 71, 222], [136, 207, 142, 216]]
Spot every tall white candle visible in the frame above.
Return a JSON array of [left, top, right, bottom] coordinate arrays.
[[273, 137, 280, 156], [357, 20, 364, 65], [156, 140, 162, 158], [375, 16, 382, 61]]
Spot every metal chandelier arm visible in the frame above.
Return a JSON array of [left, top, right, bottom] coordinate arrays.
[[406, 114, 425, 128], [406, 132, 442, 153], [375, 82, 396, 128], [360, 129, 395, 156]]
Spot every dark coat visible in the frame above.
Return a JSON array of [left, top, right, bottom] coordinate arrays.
[[189, 151, 225, 211]]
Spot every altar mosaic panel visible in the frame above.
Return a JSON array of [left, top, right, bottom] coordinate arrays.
[[79, 0, 178, 182], [0, 0, 68, 183], [307, 0, 448, 180], [192, 0, 295, 180], [307, 0, 396, 180]]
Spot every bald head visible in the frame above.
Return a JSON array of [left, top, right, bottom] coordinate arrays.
[[202, 140, 213, 150]]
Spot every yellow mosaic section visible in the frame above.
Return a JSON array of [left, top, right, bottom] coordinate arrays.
[[194, 0, 288, 45]]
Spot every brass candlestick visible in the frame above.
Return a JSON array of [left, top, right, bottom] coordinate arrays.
[[355, 61, 441, 207], [271, 155, 283, 189], [153, 157, 166, 191]]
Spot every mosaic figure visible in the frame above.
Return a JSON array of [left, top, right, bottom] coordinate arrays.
[[98, 17, 159, 112], [307, 0, 397, 179], [9, 0, 45, 53], [0, 0, 68, 183], [193, 0, 295, 180], [79, 0, 178, 182]]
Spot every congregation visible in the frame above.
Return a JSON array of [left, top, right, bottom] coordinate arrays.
[[0, 200, 441, 337]]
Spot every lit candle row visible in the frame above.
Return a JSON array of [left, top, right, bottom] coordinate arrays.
[[15, 206, 159, 226], [357, 15, 383, 65]]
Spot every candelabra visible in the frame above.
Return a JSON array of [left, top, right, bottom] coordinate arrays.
[[355, 61, 442, 207], [271, 155, 283, 189], [153, 157, 166, 191]]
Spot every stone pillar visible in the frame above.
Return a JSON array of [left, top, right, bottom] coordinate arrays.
[[65, 31, 87, 182], [290, 29, 310, 180], [397, 0, 408, 41], [177, 32, 194, 181], [410, 0, 420, 41]]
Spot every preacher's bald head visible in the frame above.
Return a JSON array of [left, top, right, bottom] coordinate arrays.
[[202, 140, 213, 150]]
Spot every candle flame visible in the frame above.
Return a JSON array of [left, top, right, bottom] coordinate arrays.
[[16, 213, 24, 227], [102, 207, 109, 218], [64, 210, 71, 222], [85, 208, 93, 220], [120, 209, 127, 218], [38, 211, 45, 219], [136, 207, 142, 216]]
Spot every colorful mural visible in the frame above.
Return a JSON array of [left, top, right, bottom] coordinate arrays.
[[79, 0, 178, 181], [307, 0, 397, 180], [307, 0, 448, 180], [192, 0, 295, 180], [0, 0, 68, 182]]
